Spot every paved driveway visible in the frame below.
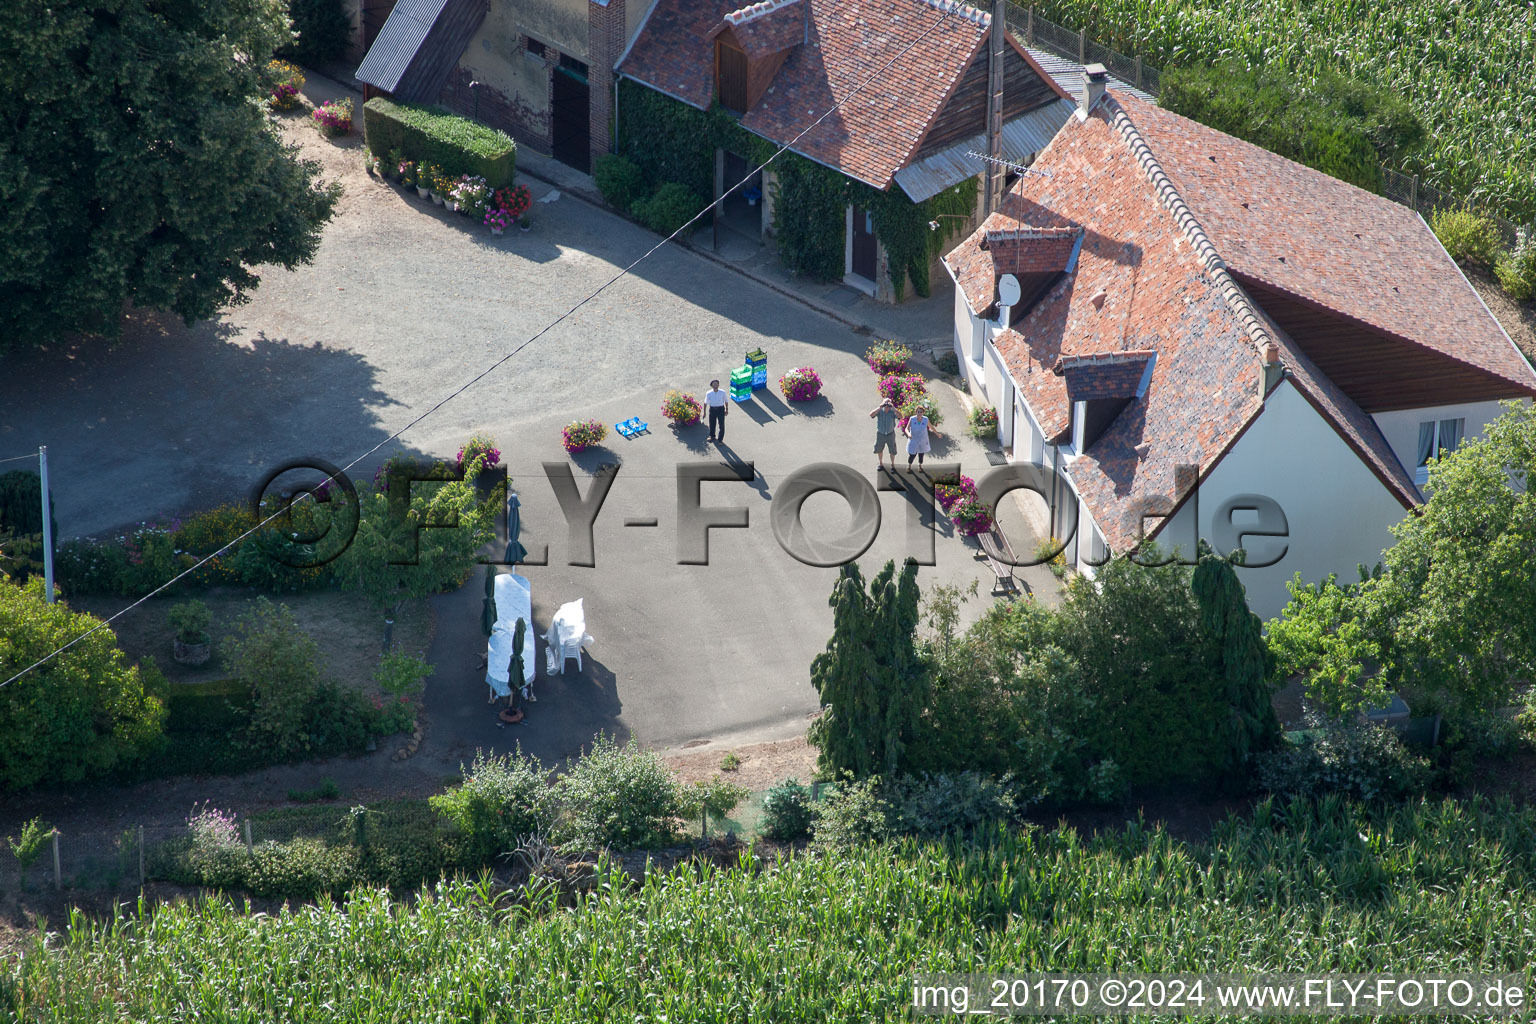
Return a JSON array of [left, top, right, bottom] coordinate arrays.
[[0, 107, 1055, 764]]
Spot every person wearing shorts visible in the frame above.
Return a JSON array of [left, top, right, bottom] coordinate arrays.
[[870, 398, 898, 471]]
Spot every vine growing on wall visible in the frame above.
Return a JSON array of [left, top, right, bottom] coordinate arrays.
[[618, 81, 981, 297]]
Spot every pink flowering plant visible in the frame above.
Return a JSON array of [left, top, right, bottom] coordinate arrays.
[[484, 208, 512, 232], [562, 419, 607, 454], [878, 371, 926, 406], [311, 97, 353, 136], [779, 366, 823, 402], [949, 496, 996, 537], [898, 394, 943, 432], [458, 434, 501, 470], [661, 390, 703, 425], [865, 340, 912, 375], [933, 473, 977, 513], [266, 60, 304, 111], [451, 175, 491, 216]]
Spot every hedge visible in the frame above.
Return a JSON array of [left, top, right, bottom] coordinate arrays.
[[363, 98, 516, 187], [163, 678, 254, 735]]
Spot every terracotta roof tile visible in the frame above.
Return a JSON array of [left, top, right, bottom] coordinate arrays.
[[709, 0, 806, 60], [620, 0, 1041, 188], [1113, 91, 1536, 394], [1058, 350, 1155, 401]]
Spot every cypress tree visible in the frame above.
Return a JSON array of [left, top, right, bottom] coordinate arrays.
[[809, 563, 878, 777], [1192, 541, 1282, 771]]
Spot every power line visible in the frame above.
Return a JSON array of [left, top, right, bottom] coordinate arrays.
[[0, 4, 959, 690], [0, 454, 41, 466]]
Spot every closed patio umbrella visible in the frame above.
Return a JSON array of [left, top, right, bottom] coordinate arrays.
[[505, 491, 527, 566]]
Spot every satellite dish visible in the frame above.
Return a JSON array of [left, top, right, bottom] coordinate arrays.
[[997, 273, 1022, 308]]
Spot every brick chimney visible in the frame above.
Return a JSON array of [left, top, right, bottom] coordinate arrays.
[[1079, 63, 1107, 114], [1260, 343, 1284, 393]]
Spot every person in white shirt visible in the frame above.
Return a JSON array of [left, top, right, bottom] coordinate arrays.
[[704, 379, 729, 442]]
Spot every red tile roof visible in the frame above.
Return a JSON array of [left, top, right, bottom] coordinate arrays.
[[1113, 92, 1536, 396], [941, 91, 1448, 550], [707, 0, 806, 59], [620, 0, 1013, 188], [985, 227, 1080, 279]]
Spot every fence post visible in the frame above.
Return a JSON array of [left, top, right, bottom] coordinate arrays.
[[1134, 55, 1143, 89], [138, 825, 145, 886], [244, 820, 254, 855], [1409, 174, 1419, 211], [1026, 6, 1034, 44], [52, 830, 61, 891], [1078, 27, 1086, 63]]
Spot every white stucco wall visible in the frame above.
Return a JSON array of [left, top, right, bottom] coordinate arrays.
[[1371, 399, 1517, 487], [1159, 380, 1410, 620]]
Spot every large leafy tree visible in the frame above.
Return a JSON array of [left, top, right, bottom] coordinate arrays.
[[0, 0, 340, 344], [0, 576, 165, 790], [1271, 402, 1536, 726]]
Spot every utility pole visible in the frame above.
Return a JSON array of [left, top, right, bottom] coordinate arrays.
[[39, 446, 54, 603], [983, 0, 1007, 217]]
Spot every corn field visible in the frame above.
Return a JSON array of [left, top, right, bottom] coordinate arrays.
[[1024, 0, 1536, 223], [7, 795, 1536, 1021]]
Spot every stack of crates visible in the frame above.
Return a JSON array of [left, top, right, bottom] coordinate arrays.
[[729, 364, 754, 402], [746, 348, 768, 390]]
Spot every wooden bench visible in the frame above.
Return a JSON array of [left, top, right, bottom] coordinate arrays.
[[976, 529, 1022, 596]]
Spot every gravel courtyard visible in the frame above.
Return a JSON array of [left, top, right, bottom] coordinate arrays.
[[0, 84, 1056, 769]]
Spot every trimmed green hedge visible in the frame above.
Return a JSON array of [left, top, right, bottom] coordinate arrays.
[[363, 98, 516, 187], [163, 678, 253, 735]]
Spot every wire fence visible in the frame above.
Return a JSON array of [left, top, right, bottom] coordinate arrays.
[[1005, 3, 1530, 252]]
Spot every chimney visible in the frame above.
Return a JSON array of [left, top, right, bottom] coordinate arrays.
[[1078, 63, 1107, 114], [1260, 343, 1283, 393]]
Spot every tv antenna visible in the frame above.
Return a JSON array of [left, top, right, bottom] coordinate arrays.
[[967, 150, 1053, 178]]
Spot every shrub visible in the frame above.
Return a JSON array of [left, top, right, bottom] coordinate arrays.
[[679, 777, 751, 834], [719, 752, 742, 772], [759, 779, 813, 841], [226, 598, 323, 757], [934, 349, 960, 376], [933, 474, 976, 513], [1432, 207, 1503, 268], [633, 182, 705, 237], [779, 366, 823, 402], [660, 390, 703, 425], [594, 154, 646, 211], [948, 497, 995, 537], [898, 394, 942, 430], [0, 576, 165, 791], [811, 776, 894, 850], [457, 434, 501, 471], [1033, 536, 1067, 578], [375, 651, 433, 697], [865, 341, 912, 375], [279, 0, 352, 65], [244, 837, 360, 899], [7, 817, 53, 885], [168, 599, 211, 645], [312, 97, 353, 137], [430, 748, 556, 862], [363, 98, 516, 188], [1256, 717, 1432, 801], [266, 60, 305, 112], [553, 735, 681, 850], [161, 678, 253, 735], [878, 371, 925, 406], [886, 773, 1017, 838], [561, 419, 607, 454], [1495, 228, 1536, 302], [968, 406, 999, 440]]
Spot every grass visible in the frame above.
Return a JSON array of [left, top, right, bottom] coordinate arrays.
[[73, 588, 431, 693], [8, 795, 1536, 1020], [1025, 0, 1536, 223]]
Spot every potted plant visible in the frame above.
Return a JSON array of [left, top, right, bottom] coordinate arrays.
[[743, 184, 762, 207], [495, 184, 532, 229], [311, 97, 353, 137], [878, 370, 926, 406], [561, 419, 607, 455], [660, 389, 703, 426], [418, 164, 437, 201], [457, 434, 501, 471], [169, 599, 213, 666], [778, 366, 823, 402], [865, 340, 912, 375], [398, 159, 416, 189], [949, 496, 996, 538], [485, 207, 511, 235], [968, 406, 999, 440], [265, 60, 305, 112], [932, 473, 977, 513]]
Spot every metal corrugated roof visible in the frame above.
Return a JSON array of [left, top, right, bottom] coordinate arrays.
[[355, 0, 487, 102], [1025, 46, 1154, 103], [894, 98, 1074, 202]]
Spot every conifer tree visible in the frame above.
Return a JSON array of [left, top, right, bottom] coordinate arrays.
[[1193, 541, 1281, 769]]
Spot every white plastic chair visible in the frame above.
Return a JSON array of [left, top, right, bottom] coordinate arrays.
[[543, 627, 592, 674]]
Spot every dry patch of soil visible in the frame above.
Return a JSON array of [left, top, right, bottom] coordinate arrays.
[[662, 735, 819, 790]]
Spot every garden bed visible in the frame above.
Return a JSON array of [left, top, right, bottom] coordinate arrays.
[[73, 589, 431, 696]]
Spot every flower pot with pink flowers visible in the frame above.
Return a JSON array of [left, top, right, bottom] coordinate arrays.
[[949, 496, 996, 537], [778, 366, 823, 402], [561, 419, 607, 455], [661, 390, 703, 426]]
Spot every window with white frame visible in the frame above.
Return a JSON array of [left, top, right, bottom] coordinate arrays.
[[1415, 418, 1464, 485]]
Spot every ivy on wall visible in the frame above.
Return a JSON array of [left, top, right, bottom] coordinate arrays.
[[618, 80, 980, 298]]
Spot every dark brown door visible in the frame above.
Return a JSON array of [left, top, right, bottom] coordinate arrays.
[[851, 205, 877, 282], [552, 60, 590, 173]]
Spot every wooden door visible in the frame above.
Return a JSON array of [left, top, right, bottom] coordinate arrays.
[[850, 205, 877, 282], [552, 60, 591, 173]]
